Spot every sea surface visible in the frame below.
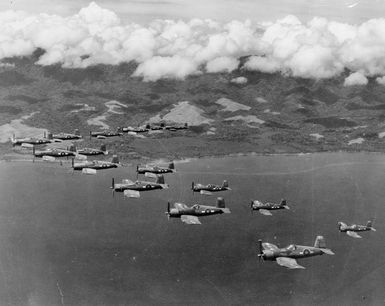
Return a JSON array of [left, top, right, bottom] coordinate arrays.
[[0, 152, 384, 305]]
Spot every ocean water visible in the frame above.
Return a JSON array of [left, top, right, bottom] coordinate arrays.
[[0, 153, 384, 305]]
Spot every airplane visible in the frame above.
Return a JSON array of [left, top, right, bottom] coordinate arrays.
[[136, 162, 175, 175], [257, 236, 334, 269], [122, 126, 149, 134], [111, 174, 168, 198], [251, 199, 290, 216], [165, 123, 188, 131], [90, 130, 123, 139], [165, 197, 230, 224], [10, 133, 51, 146], [76, 144, 108, 156], [192, 180, 231, 195], [338, 221, 376, 238], [50, 129, 82, 140], [72, 155, 119, 174], [33, 145, 77, 159]]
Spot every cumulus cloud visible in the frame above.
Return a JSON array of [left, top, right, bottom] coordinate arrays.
[[206, 56, 239, 73], [230, 76, 248, 84], [376, 76, 385, 85], [344, 72, 368, 86], [3, 3, 385, 81]]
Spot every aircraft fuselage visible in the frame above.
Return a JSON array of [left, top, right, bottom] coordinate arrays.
[[262, 246, 324, 261], [169, 205, 225, 218]]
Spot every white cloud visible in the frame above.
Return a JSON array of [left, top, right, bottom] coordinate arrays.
[[344, 72, 368, 86], [3, 3, 385, 81], [206, 56, 239, 73], [230, 76, 248, 84], [376, 76, 385, 85]]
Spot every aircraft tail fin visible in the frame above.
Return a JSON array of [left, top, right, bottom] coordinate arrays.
[[280, 199, 287, 206], [222, 180, 229, 188], [74, 129, 80, 136], [216, 197, 225, 208], [314, 235, 326, 249], [47, 133, 53, 140], [111, 155, 119, 164], [100, 144, 107, 153], [68, 144, 76, 152], [184, 122, 188, 128], [169, 162, 175, 170], [156, 175, 165, 185], [367, 220, 373, 228]]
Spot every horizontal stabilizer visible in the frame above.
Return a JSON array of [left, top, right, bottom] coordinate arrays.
[[127, 132, 137, 135], [124, 190, 140, 198], [82, 168, 97, 175], [160, 184, 169, 189], [200, 190, 212, 196], [221, 208, 231, 214], [42, 155, 56, 162], [320, 248, 335, 255], [53, 139, 63, 143], [259, 209, 272, 216], [96, 135, 106, 139], [284, 205, 290, 210], [371, 227, 377, 232], [346, 231, 362, 238]]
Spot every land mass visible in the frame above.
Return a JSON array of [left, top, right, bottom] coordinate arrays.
[[1, 50, 385, 162]]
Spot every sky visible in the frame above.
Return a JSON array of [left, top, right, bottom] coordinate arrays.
[[1, 0, 385, 24]]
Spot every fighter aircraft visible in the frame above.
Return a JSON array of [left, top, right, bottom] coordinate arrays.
[[165, 197, 230, 224], [72, 155, 119, 174], [122, 126, 149, 134], [136, 162, 175, 175], [258, 236, 334, 269], [10, 133, 51, 146], [50, 129, 82, 140], [111, 173, 168, 198], [165, 123, 188, 131], [338, 221, 376, 238], [251, 199, 290, 216], [192, 180, 231, 195], [90, 130, 123, 139], [33, 145, 77, 159], [76, 144, 108, 156]]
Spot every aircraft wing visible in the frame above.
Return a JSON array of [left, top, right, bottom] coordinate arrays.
[[145, 172, 157, 178], [122, 179, 134, 185], [262, 242, 279, 251], [181, 215, 201, 225], [123, 190, 141, 198], [82, 168, 97, 175], [346, 231, 362, 238], [42, 155, 56, 162], [259, 209, 272, 216], [200, 190, 212, 196], [276, 257, 305, 269]]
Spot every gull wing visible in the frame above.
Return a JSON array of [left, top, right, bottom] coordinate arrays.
[[181, 215, 201, 225], [200, 190, 212, 196], [346, 231, 362, 238], [262, 242, 279, 251], [276, 257, 305, 269], [259, 209, 272, 216], [42, 155, 56, 162], [123, 190, 141, 198], [145, 172, 157, 178], [82, 168, 97, 175]]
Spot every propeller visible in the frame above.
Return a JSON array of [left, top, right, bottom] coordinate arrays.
[[166, 202, 171, 220], [111, 178, 115, 197], [257, 239, 264, 262], [136, 165, 139, 179], [250, 200, 254, 215], [192, 181, 195, 194]]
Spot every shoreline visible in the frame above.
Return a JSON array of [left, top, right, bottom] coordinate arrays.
[[2, 149, 385, 165]]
